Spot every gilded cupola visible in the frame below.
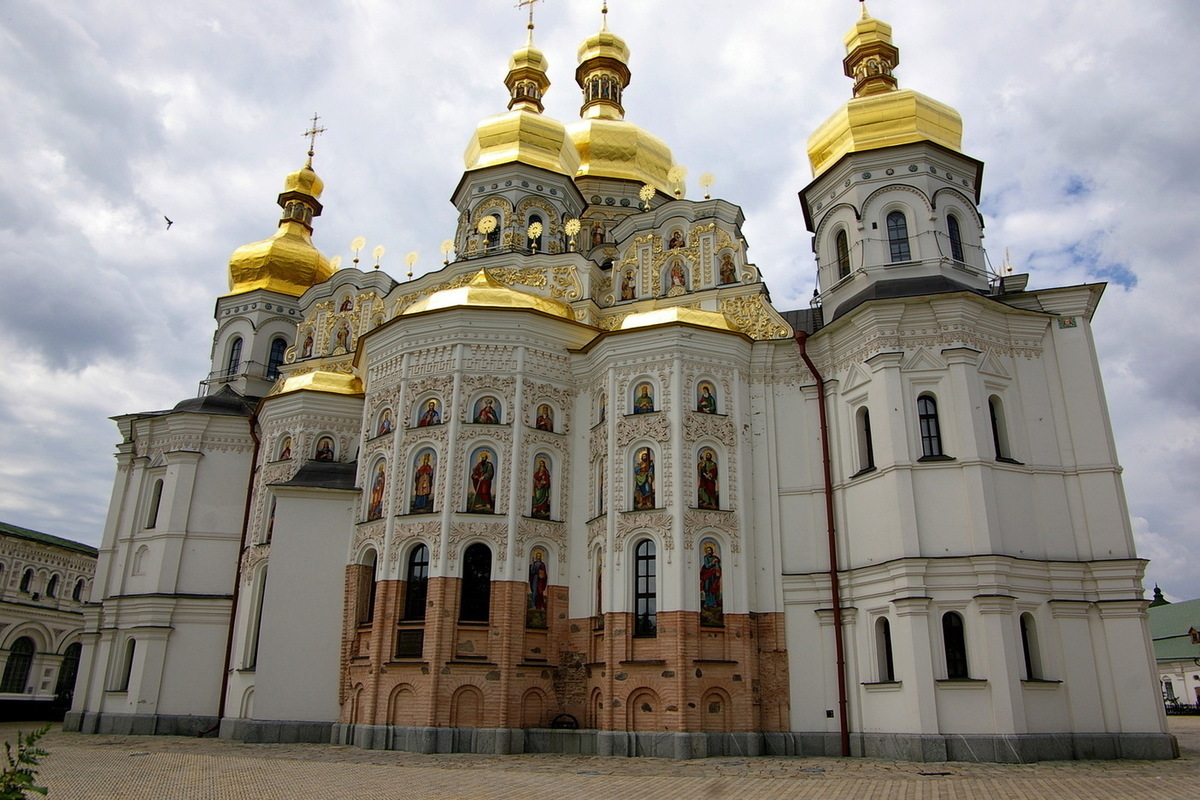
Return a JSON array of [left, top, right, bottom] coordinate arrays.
[[402, 268, 574, 320], [462, 23, 581, 178], [566, 3, 681, 196], [226, 146, 334, 297], [806, 3, 964, 178]]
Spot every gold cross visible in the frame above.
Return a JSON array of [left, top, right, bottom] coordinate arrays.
[[302, 113, 326, 158], [516, 0, 541, 29]]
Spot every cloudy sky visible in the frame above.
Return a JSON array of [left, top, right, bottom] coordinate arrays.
[[1, 1, 1197, 598]]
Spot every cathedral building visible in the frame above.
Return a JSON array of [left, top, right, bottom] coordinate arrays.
[[65, 8, 1175, 762]]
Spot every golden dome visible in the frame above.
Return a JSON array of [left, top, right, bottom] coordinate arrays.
[[226, 157, 334, 297], [577, 28, 630, 68], [272, 369, 363, 397], [619, 306, 741, 333], [806, 7, 963, 177], [227, 221, 334, 297], [402, 269, 574, 319]]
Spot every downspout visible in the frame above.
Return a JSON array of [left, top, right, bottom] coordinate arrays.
[[201, 403, 261, 736], [795, 330, 851, 757]]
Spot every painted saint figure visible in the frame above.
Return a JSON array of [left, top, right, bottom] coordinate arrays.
[[410, 452, 435, 514], [418, 399, 441, 427], [633, 383, 654, 414], [528, 547, 548, 620], [535, 404, 554, 432], [668, 230, 685, 249], [697, 449, 719, 510], [720, 253, 737, 284], [700, 541, 723, 626], [620, 270, 635, 301], [530, 457, 551, 520], [669, 263, 686, 288], [697, 383, 717, 414], [467, 449, 496, 513], [474, 397, 499, 424], [377, 409, 393, 436], [339, 297, 353, 312], [315, 436, 335, 462], [334, 322, 351, 352], [278, 436, 292, 461], [301, 333, 314, 358], [367, 462, 386, 520], [633, 448, 655, 510]]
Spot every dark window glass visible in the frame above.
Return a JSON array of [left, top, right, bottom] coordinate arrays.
[[0, 637, 34, 693], [943, 612, 969, 679], [55, 642, 82, 701], [634, 539, 657, 636], [877, 617, 895, 681], [19, 569, 32, 593], [858, 408, 875, 470], [836, 230, 851, 279], [46, 575, 58, 598], [72, 579, 85, 603], [266, 338, 288, 380], [459, 543, 492, 622], [404, 545, 430, 621], [918, 395, 943, 457], [529, 214, 544, 252], [146, 479, 163, 528], [486, 215, 501, 250], [226, 337, 243, 378], [948, 214, 965, 262], [887, 211, 911, 262], [1020, 613, 1041, 680]]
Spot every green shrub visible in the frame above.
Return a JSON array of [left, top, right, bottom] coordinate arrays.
[[0, 726, 49, 799]]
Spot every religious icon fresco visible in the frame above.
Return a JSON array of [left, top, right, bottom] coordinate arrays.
[[339, 296, 353, 312], [466, 447, 498, 513], [473, 396, 501, 424], [334, 321, 352, 352], [697, 382, 717, 414], [633, 383, 654, 414], [719, 253, 737, 284], [417, 398, 442, 427], [699, 538, 723, 627], [668, 230, 685, 249], [278, 436, 293, 461], [315, 436, 335, 462], [697, 449, 719, 510], [377, 408, 393, 436], [367, 460, 386, 520], [526, 547, 549, 629], [535, 404, 554, 432], [620, 270, 636, 301], [667, 262, 687, 292], [633, 447, 655, 510], [530, 454, 552, 520], [300, 332, 314, 358], [410, 449, 436, 514]]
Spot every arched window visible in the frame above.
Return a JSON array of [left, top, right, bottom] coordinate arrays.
[[72, 578, 86, 603], [989, 396, 1011, 461], [634, 539, 657, 637], [266, 337, 288, 380], [856, 407, 875, 473], [875, 617, 895, 681], [528, 213, 544, 252], [146, 478, 164, 529], [1020, 613, 1043, 680], [46, 575, 59, 598], [917, 394, 943, 458], [55, 641, 82, 701], [947, 214, 965, 262], [0, 637, 34, 693], [486, 214, 502, 250], [459, 543, 492, 622], [835, 230, 851, 279], [19, 569, 32, 593], [226, 337, 243, 378], [246, 567, 268, 669], [356, 550, 378, 626], [886, 210, 911, 263], [403, 545, 429, 621], [942, 611, 969, 679], [115, 639, 136, 692]]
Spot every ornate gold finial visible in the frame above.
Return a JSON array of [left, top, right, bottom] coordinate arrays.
[[302, 113, 326, 166], [700, 172, 715, 200], [517, 0, 541, 40], [860, 0, 869, 20], [350, 236, 366, 267], [441, 239, 455, 265], [601, 1, 609, 31], [668, 165, 687, 199], [372, 244, 385, 271], [639, 184, 655, 211], [405, 251, 418, 280], [564, 218, 581, 251]]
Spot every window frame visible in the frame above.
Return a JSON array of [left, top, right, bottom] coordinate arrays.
[[835, 229, 851, 279], [633, 539, 657, 637], [886, 210, 912, 263], [917, 394, 944, 458], [942, 611, 969, 679]]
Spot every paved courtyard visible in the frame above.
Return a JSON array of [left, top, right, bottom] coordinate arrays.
[[4, 717, 1199, 799]]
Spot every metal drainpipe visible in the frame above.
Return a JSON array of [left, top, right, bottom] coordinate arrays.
[[794, 330, 851, 757], [201, 403, 261, 736]]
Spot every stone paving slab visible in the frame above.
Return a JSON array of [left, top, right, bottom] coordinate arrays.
[[3, 718, 1198, 799]]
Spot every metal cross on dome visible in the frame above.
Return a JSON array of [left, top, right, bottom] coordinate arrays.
[[516, 0, 542, 29], [302, 113, 326, 159]]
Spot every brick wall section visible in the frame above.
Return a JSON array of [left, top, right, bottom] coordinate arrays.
[[340, 574, 789, 732]]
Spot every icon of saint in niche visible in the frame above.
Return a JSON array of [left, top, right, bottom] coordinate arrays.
[[467, 449, 496, 513], [334, 322, 351, 352], [301, 333, 314, 358], [633, 448, 655, 510], [418, 399, 441, 427], [530, 457, 551, 520], [315, 436, 335, 462], [339, 297, 353, 312], [411, 451, 435, 514], [367, 462, 386, 520], [278, 436, 292, 460], [377, 409, 393, 436], [474, 397, 500, 424], [697, 449, 719, 510], [633, 383, 654, 414], [720, 253, 737, 284], [668, 230, 685, 249], [527, 547, 549, 628], [535, 404, 553, 432], [620, 271, 636, 301], [700, 540, 723, 626], [669, 263, 686, 288], [697, 383, 717, 414]]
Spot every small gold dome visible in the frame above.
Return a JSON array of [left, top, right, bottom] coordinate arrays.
[[283, 162, 324, 198], [806, 7, 963, 177], [226, 222, 335, 297], [577, 28, 630, 66], [567, 118, 679, 195], [272, 369, 363, 397], [464, 110, 581, 177], [403, 269, 574, 319], [619, 306, 740, 333]]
